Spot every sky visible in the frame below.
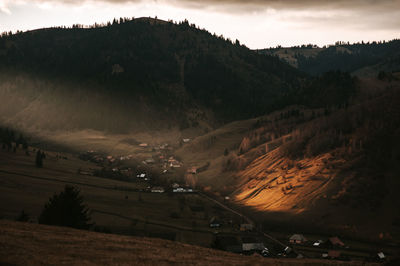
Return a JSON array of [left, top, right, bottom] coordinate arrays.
[[0, 0, 399, 49]]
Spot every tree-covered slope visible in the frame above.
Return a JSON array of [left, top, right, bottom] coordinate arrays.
[[0, 18, 304, 132], [261, 40, 400, 76]]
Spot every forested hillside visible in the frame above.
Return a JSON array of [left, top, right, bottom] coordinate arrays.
[[261, 40, 400, 76], [0, 18, 305, 133]]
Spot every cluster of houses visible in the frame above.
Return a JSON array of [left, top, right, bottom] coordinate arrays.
[[167, 156, 182, 168], [147, 183, 195, 194], [288, 234, 386, 261], [139, 142, 173, 152], [142, 154, 183, 169], [289, 234, 347, 259], [289, 234, 347, 248], [79, 150, 135, 165]]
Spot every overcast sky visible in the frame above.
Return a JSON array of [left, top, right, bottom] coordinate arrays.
[[0, 0, 399, 48]]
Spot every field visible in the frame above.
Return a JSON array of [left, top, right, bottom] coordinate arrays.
[[0, 146, 241, 248], [1, 220, 378, 266]]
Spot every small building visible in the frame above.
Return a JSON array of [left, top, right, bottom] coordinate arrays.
[[242, 237, 265, 251], [151, 187, 165, 193], [183, 138, 191, 143], [145, 158, 155, 164], [139, 143, 148, 147], [328, 236, 345, 247], [313, 240, 324, 247], [240, 223, 254, 232], [170, 161, 181, 168], [137, 173, 146, 178], [377, 252, 386, 260], [289, 234, 307, 244], [209, 217, 222, 228]]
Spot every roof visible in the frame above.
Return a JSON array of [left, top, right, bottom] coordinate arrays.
[[329, 236, 344, 246], [289, 234, 307, 241]]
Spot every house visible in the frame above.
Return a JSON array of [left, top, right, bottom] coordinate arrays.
[[137, 173, 146, 178], [144, 158, 155, 164], [209, 217, 222, 228], [241, 237, 265, 251], [151, 187, 165, 193], [377, 252, 385, 260], [170, 160, 181, 168], [328, 236, 345, 247], [284, 246, 292, 254], [313, 240, 324, 247], [240, 223, 254, 232], [289, 234, 307, 244]]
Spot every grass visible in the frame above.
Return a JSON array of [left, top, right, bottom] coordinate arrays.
[[0, 220, 379, 266], [0, 147, 243, 248]]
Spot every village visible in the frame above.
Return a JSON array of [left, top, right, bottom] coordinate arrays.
[[74, 140, 389, 263]]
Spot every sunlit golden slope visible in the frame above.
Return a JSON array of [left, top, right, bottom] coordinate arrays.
[[233, 148, 341, 213], [177, 78, 400, 240]]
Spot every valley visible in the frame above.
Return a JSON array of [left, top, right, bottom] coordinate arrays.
[[0, 16, 399, 265]]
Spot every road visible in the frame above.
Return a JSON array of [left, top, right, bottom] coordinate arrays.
[[198, 191, 290, 250]]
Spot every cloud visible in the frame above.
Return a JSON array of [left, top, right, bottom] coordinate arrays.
[[1, 0, 399, 31], [3, 0, 400, 11], [0, 0, 13, 14]]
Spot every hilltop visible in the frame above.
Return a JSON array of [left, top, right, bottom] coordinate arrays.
[[260, 40, 400, 76]]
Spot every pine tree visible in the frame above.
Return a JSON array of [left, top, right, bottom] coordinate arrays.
[[39, 185, 92, 230]]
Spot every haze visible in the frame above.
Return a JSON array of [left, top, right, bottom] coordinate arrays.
[[0, 0, 399, 48]]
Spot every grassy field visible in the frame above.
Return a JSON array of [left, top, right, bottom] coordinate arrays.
[[0, 220, 381, 266], [0, 147, 243, 248]]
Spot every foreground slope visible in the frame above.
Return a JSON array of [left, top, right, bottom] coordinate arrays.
[[0, 220, 377, 266]]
